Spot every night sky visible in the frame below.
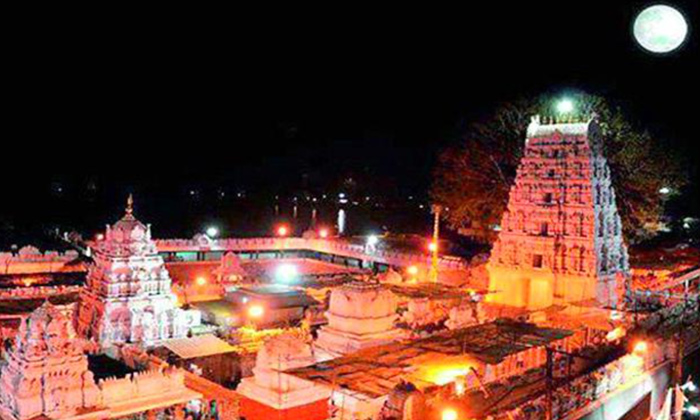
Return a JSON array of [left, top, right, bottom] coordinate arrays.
[[2, 1, 698, 240]]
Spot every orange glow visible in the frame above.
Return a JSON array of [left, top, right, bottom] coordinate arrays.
[[454, 378, 465, 396], [421, 363, 472, 386], [407, 265, 419, 276], [196, 277, 207, 286], [633, 341, 648, 354], [277, 225, 289, 236], [248, 305, 264, 318], [428, 241, 438, 252], [606, 327, 626, 342], [22, 278, 37, 287], [442, 408, 458, 420], [319, 228, 329, 238]]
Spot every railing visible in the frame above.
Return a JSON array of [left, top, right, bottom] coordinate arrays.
[[155, 237, 469, 270]]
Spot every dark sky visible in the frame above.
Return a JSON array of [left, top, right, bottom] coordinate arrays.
[[3, 1, 698, 229]]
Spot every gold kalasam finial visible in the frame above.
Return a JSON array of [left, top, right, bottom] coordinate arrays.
[[126, 194, 134, 216]]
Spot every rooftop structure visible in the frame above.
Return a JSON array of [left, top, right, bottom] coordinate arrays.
[[238, 333, 330, 420], [289, 319, 572, 419], [488, 116, 629, 309], [315, 280, 404, 358]]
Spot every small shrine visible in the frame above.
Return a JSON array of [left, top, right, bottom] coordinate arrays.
[[238, 333, 331, 420], [0, 302, 101, 420], [315, 280, 404, 358]]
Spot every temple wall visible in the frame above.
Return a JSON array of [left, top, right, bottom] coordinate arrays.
[[97, 368, 186, 407], [240, 396, 328, 420]]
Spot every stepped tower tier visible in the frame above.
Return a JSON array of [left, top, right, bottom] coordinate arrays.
[[76, 196, 201, 348], [487, 116, 629, 310]]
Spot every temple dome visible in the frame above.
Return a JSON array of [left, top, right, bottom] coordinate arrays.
[[106, 195, 150, 243]]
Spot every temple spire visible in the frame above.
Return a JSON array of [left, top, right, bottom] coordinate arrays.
[[126, 194, 134, 217]]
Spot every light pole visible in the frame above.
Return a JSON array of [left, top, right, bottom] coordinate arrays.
[[429, 205, 442, 283]]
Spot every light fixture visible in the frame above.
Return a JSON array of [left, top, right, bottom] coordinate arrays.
[[248, 305, 264, 318], [556, 98, 574, 114], [275, 264, 298, 283], [206, 226, 219, 237]]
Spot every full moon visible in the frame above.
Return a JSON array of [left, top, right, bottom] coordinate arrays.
[[633, 5, 688, 53]]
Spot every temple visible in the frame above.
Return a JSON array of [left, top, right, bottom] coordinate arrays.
[[0, 302, 100, 420], [487, 116, 630, 309], [315, 280, 404, 358], [76, 195, 200, 347], [238, 333, 331, 420]]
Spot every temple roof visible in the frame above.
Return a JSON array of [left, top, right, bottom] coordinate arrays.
[[289, 319, 572, 399], [109, 194, 148, 237]]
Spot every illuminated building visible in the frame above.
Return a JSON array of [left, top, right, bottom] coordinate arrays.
[[315, 280, 404, 358], [487, 116, 629, 309], [76, 196, 200, 347]]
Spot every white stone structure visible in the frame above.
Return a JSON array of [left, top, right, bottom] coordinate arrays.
[[315, 281, 404, 358], [0, 302, 100, 420], [77, 196, 200, 348], [487, 116, 630, 309], [238, 333, 330, 415]]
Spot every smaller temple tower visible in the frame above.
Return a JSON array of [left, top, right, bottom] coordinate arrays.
[[238, 333, 331, 420], [0, 302, 100, 420], [315, 280, 404, 358], [487, 116, 629, 310], [77, 196, 200, 348]]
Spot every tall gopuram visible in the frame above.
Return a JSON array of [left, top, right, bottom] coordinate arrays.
[[0, 302, 100, 420], [77, 196, 200, 347], [487, 115, 629, 310]]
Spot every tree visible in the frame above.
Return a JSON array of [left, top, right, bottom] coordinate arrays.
[[431, 92, 687, 244]]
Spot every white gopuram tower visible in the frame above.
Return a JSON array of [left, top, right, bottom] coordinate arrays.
[[77, 195, 200, 348], [487, 116, 629, 310]]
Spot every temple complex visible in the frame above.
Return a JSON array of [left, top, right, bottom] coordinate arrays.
[[76, 196, 200, 347], [238, 333, 330, 420], [487, 116, 629, 309], [315, 280, 404, 358], [0, 302, 201, 420]]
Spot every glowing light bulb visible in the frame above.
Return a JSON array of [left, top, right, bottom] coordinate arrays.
[[248, 305, 264, 318], [442, 408, 458, 420], [556, 99, 574, 114]]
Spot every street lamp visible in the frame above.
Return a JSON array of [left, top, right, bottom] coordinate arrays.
[[633, 341, 648, 355], [196, 277, 207, 286], [319, 228, 329, 239], [556, 98, 574, 114], [277, 225, 289, 237], [206, 226, 219, 238]]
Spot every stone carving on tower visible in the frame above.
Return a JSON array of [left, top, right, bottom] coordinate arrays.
[[76, 195, 201, 348], [0, 302, 100, 420], [487, 116, 629, 310]]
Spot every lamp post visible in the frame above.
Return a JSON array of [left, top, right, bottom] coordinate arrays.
[[429, 205, 442, 283]]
